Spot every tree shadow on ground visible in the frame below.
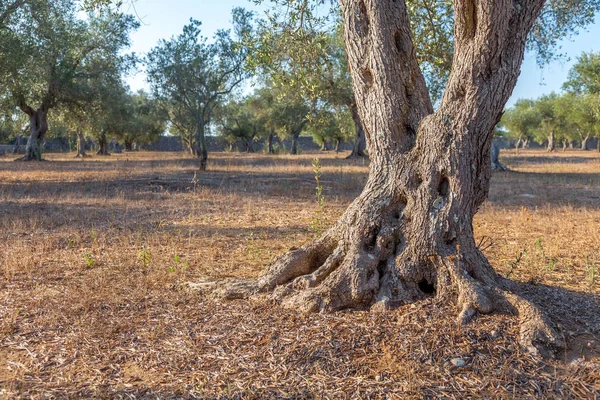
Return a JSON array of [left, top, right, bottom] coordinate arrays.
[[510, 281, 600, 362]]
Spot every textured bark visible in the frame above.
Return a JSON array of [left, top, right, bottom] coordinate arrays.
[[22, 108, 48, 161], [267, 131, 275, 154], [193, 124, 208, 171], [218, 0, 559, 356], [75, 131, 88, 158], [562, 139, 568, 152], [320, 141, 330, 151], [290, 120, 308, 155], [96, 132, 110, 155], [523, 138, 529, 149], [12, 134, 23, 154], [124, 139, 134, 151], [547, 131, 555, 152], [514, 135, 522, 153], [334, 139, 341, 152], [347, 103, 367, 158], [246, 139, 254, 153], [491, 141, 508, 171], [581, 133, 590, 150]]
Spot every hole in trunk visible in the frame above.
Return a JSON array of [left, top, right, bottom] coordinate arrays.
[[366, 226, 379, 250], [418, 280, 435, 295], [438, 177, 450, 197], [413, 173, 423, 187], [362, 69, 373, 87], [394, 31, 406, 54]]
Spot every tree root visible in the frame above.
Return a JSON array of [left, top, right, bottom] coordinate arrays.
[[209, 231, 561, 357]]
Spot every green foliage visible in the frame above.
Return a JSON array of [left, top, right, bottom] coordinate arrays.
[[563, 51, 600, 94], [146, 9, 254, 157], [501, 99, 540, 143], [83, 252, 96, 268], [137, 246, 152, 268], [0, 0, 138, 113], [251, 0, 600, 109]]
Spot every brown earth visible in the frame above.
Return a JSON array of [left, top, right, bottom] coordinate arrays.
[[0, 149, 598, 398]]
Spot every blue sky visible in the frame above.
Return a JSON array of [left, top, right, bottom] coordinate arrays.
[[125, 0, 600, 107]]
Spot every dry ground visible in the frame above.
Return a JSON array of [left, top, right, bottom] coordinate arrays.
[[0, 149, 599, 399]]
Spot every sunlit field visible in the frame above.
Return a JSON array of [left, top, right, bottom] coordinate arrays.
[[1, 149, 599, 398]]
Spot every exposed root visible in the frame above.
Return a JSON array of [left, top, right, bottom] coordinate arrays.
[[207, 191, 561, 357], [503, 292, 561, 358]]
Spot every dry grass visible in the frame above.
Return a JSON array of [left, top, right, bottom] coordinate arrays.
[[0, 149, 598, 399]]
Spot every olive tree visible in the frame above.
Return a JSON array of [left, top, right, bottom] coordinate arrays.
[[563, 51, 600, 151], [220, 0, 600, 356], [0, 0, 137, 160], [146, 9, 253, 170], [501, 99, 540, 151]]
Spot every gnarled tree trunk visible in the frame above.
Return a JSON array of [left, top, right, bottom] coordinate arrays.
[[246, 138, 254, 153], [491, 141, 508, 171], [12, 134, 23, 154], [96, 132, 110, 155], [347, 103, 367, 159], [194, 124, 208, 171], [581, 133, 590, 150], [124, 139, 134, 151], [219, 0, 559, 356], [547, 131, 555, 152], [267, 131, 276, 154], [75, 131, 87, 158], [22, 107, 49, 161], [290, 120, 308, 155]]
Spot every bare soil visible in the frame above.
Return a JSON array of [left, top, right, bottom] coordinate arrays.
[[0, 149, 598, 398]]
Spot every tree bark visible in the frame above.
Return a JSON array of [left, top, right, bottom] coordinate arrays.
[[267, 131, 275, 154], [515, 135, 522, 152], [334, 138, 341, 152], [320, 140, 330, 151], [562, 139, 568, 152], [491, 141, 508, 171], [96, 132, 110, 155], [523, 138, 529, 149], [12, 134, 23, 154], [124, 139, 134, 151], [246, 139, 254, 153], [22, 108, 49, 161], [346, 103, 367, 159], [219, 0, 559, 356], [194, 124, 208, 171], [290, 120, 308, 155], [581, 133, 590, 150], [547, 131, 555, 152], [75, 131, 87, 158]]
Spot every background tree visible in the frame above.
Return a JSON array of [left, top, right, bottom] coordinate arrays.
[[146, 9, 253, 170], [120, 91, 166, 151], [563, 51, 600, 151], [0, 0, 137, 160], [500, 99, 540, 151], [216, 97, 264, 153]]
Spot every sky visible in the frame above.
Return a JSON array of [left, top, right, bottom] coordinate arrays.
[[124, 0, 600, 107]]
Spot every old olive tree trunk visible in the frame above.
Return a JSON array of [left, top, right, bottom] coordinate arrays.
[[220, 0, 559, 355]]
